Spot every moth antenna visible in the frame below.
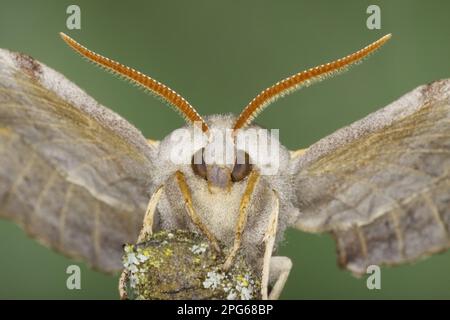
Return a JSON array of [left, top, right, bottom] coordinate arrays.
[[59, 32, 209, 132], [233, 34, 392, 131]]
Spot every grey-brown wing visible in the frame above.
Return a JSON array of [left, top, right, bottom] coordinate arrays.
[[291, 79, 450, 275], [0, 49, 158, 273]]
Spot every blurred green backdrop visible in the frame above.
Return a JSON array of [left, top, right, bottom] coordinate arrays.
[[0, 0, 449, 299]]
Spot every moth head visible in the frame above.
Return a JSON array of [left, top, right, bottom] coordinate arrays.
[[186, 116, 271, 193]]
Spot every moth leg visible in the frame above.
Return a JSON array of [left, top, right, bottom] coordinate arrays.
[[119, 186, 164, 299], [137, 185, 164, 243], [118, 270, 129, 300], [223, 170, 260, 271], [267, 256, 292, 300], [175, 171, 220, 252], [261, 191, 279, 299]]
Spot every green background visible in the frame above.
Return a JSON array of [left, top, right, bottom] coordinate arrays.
[[0, 0, 449, 299]]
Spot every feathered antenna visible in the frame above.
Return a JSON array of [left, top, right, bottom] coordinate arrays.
[[233, 34, 392, 131], [60, 32, 209, 132]]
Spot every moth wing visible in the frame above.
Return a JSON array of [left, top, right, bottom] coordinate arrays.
[[0, 49, 159, 273], [291, 79, 450, 275]]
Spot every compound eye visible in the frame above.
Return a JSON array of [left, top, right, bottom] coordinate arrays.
[[191, 148, 207, 179], [231, 151, 252, 182]]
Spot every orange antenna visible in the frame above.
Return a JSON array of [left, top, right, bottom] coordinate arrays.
[[60, 32, 209, 132], [233, 34, 392, 131]]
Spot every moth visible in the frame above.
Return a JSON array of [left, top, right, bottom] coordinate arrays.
[[0, 32, 449, 299]]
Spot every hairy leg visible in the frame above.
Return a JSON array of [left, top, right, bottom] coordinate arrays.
[[223, 170, 260, 270], [176, 171, 220, 252], [268, 256, 292, 300], [137, 185, 164, 242], [120, 185, 164, 299], [261, 191, 279, 299]]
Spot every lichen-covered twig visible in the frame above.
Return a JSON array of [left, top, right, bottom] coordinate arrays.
[[120, 230, 261, 300]]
